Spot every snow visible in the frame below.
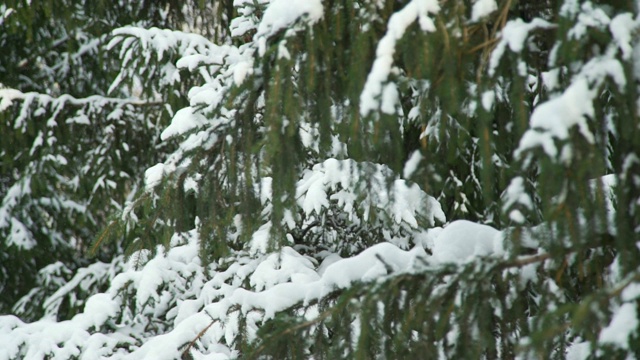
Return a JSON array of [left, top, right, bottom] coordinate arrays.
[[29, 131, 44, 156], [81, 293, 120, 329], [300, 171, 330, 216], [583, 57, 626, 91], [249, 222, 272, 254], [381, 82, 399, 114], [360, 0, 440, 116], [431, 220, 503, 264], [588, 174, 617, 235], [0, 88, 23, 111], [0, 206, 510, 359], [295, 158, 445, 229], [471, 0, 497, 22], [230, 15, 257, 38], [232, 60, 253, 85], [256, 0, 323, 41], [488, 18, 555, 76], [0, 207, 632, 359], [8, 217, 36, 250], [230, 243, 430, 318], [109, 27, 217, 64], [0, 181, 29, 229], [161, 106, 207, 140], [403, 150, 423, 179], [622, 282, 640, 302], [0, 7, 14, 27], [481, 90, 494, 111], [516, 77, 594, 159], [566, 341, 591, 360], [115, 239, 432, 357], [317, 253, 343, 276], [514, 9, 632, 162], [504, 18, 554, 53], [598, 302, 638, 349], [609, 13, 638, 60], [135, 254, 171, 308], [67, 113, 91, 125], [144, 163, 165, 191], [4, 1, 639, 358], [249, 247, 319, 291], [541, 68, 560, 91], [502, 176, 534, 223], [321, 243, 427, 288], [568, 2, 610, 40]]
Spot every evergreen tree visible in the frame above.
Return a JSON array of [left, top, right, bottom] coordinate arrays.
[[0, 0, 223, 318], [1, 0, 639, 359]]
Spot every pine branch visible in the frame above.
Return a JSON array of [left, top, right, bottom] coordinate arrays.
[[1, 89, 164, 108], [181, 314, 218, 360], [247, 303, 337, 359]]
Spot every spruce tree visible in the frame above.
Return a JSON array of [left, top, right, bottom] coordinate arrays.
[[0, 0, 221, 319], [1, 0, 639, 359]]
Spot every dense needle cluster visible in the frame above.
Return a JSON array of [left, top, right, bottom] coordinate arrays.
[[1, 0, 639, 358]]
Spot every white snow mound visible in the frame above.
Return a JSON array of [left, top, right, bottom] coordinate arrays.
[[432, 220, 503, 264]]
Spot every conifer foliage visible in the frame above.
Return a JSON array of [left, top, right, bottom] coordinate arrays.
[[1, 0, 640, 359]]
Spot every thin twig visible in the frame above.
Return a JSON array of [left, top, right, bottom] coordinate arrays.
[[466, 37, 501, 54], [501, 252, 552, 269], [181, 317, 218, 358]]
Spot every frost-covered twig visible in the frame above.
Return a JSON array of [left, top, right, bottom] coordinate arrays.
[[0, 89, 163, 112]]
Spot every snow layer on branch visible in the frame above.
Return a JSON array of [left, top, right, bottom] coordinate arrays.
[[230, 0, 269, 38], [403, 150, 423, 179], [109, 27, 219, 64], [360, 0, 440, 116], [123, 241, 431, 358], [515, 8, 634, 162], [471, 0, 497, 22], [0, 88, 23, 111], [7, 217, 35, 250], [144, 163, 165, 191], [517, 78, 594, 159], [250, 247, 319, 291], [295, 158, 446, 228], [247, 158, 445, 253], [566, 341, 592, 360], [610, 13, 639, 60], [161, 106, 207, 140], [108, 27, 252, 175], [431, 220, 503, 264], [3, 211, 509, 359], [598, 302, 639, 349], [0, 297, 126, 360], [567, 2, 610, 40], [0, 179, 35, 250], [502, 176, 534, 223], [256, 0, 323, 39], [108, 26, 240, 96], [0, 217, 594, 359], [0, 229, 204, 359], [234, 243, 430, 318], [589, 174, 618, 235], [488, 18, 555, 76]]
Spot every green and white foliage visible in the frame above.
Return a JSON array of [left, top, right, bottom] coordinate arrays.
[[1, 0, 640, 359], [0, 0, 220, 317]]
